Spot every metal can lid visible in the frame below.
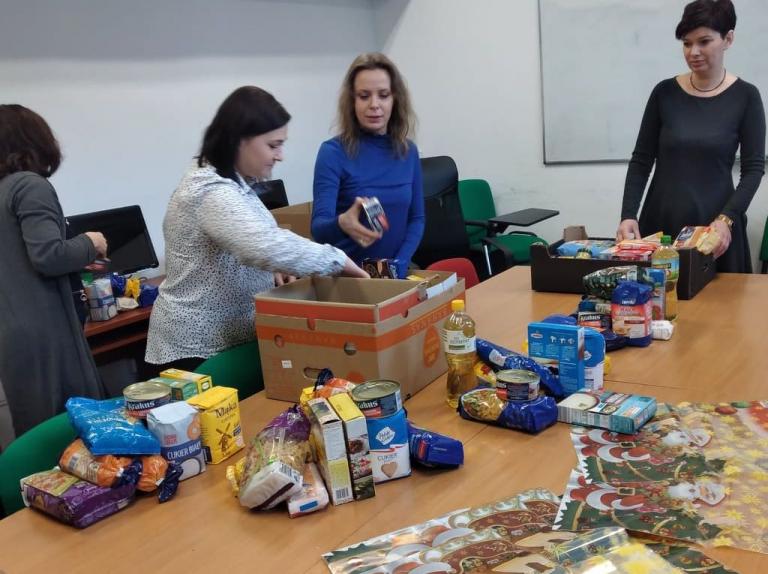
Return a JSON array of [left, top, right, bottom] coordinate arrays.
[[351, 379, 401, 401], [123, 382, 170, 401], [496, 369, 540, 385]]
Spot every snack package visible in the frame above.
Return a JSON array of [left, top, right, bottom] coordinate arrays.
[[557, 239, 615, 258], [287, 461, 330, 518], [407, 420, 464, 468], [611, 280, 653, 347], [59, 439, 134, 488], [21, 468, 136, 528], [65, 397, 161, 455], [238, 405, 310, 510], [459, 388, 558, 434], [473, 360, 497, 386], [476, 338, 564, 399], [583, 266, 652, 300]]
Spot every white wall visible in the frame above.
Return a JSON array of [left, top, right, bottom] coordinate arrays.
[[374, 0, 768, 270], [2, 0, 377, 274]]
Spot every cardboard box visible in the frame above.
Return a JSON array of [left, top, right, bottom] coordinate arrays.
[[159, 369, 213, 394], [271, 202, 313, 240], [328, 394, 375, 501], [527, 322, 585, 396], [530, 239, 715, 300], [148, 376, 202, 402], [255, 271, 464, 402], [186, 386, 244, 464], [557, 390, 657, 434], [306, 398, 353, 506]]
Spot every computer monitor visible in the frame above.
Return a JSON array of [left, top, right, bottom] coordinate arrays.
[[66, 205, 159, 275]]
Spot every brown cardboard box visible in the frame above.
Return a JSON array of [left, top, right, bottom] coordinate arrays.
[[254, 271, 464, 402], [271, 202, 313, 240]]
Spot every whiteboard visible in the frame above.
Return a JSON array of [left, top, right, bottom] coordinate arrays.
[[539, 0, 768, 163]]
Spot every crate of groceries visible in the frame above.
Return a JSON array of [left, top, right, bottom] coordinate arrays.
[[530, 230, 716, 300]]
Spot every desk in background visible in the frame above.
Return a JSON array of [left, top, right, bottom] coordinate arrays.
[[1, 268, 766, 574]]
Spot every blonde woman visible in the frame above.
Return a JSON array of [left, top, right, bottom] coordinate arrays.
[[311, 53, 424, 279]]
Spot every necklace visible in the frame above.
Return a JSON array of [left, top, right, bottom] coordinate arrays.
[[690, 69, 727, 93]]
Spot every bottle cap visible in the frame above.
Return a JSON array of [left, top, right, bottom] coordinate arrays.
[[661, 235, 672, 245], [451, 299, 465, 312]]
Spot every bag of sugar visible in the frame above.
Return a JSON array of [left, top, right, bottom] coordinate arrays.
[[147, 402, 206, 481]]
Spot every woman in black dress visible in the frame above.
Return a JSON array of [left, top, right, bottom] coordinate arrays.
[[617, 0, 765, 272]]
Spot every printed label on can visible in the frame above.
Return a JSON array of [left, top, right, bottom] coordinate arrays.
[[366, 410, 410, 483], [495, 370, 540, 402], [351, 381, 403, 419]]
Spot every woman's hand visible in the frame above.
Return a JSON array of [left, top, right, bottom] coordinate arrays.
[[274, 272, 297, 287], [85, 231, 108, 257], [709, 218, 732, 259], [341, 257, 370, 278], [338, 197, 382, 248], [616, 219, 641, 242]]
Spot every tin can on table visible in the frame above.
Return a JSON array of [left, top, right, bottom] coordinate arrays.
[[350, 380, 403, 419], [495, 369, 540, 402], [123, 382, 171, 419]]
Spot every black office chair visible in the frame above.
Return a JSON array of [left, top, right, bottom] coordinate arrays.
[[252, 179, 289, 210], [411, 156, 472, 269]]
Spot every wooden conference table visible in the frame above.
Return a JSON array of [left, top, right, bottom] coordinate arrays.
[[0, 267, 766, 574]]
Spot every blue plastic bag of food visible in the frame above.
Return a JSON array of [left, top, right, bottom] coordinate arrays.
[[407, 420, 464, 468], [458, 388, 557, 434], [475, 338, 564, 399], [66, 397, 161, 455]]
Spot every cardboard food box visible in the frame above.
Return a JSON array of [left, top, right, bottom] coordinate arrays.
[[328, 394, 375, 501], [306, 398, 353, 506], [186, 386, 244, 464], [270, 202, 313, 240], [527, 322, 586, 396], [159, 369, 213, 395], [529, 239, 715, 300], [148, 376, 203, 402], [254, 271, 464, 402], [557, 389, 657, 434]]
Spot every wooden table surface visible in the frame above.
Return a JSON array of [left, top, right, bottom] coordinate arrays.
[[0, 268, 765, 574]]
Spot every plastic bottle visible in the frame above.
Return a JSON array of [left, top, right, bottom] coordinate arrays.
[[651, 235, 679, 320], [442, 299, 477, 409]]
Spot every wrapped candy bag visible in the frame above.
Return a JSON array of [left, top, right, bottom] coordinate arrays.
[[238, 405, 311, 509]]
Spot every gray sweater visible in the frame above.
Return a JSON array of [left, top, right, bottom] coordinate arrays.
[[145, 163, 346, 364]]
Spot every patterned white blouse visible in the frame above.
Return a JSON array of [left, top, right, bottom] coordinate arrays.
[[145, 163, 346, 364]]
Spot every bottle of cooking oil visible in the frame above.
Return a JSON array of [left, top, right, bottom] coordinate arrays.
[[442, 299, 477, 409], [651, 235, 679, 320]]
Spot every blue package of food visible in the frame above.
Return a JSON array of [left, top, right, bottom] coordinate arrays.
[[158, 461, 182, 503], [458, 388, 558, 434], [541, 314, 577, 326], [138, 284, 159, 307], [406, 420, 464, 468], [475, 338, 564, 399], [66, 397, 161, 455], [610, 280, 653, 347], [601, 329, 630, 352], [110, 273, 126, 297]]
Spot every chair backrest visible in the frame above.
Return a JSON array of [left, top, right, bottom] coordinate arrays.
[[458, 179, 498, 247], [427, 258, 480, 289], [194, 340, 264, 401], [0, 412, 77, 516], [412, 156, 472, 268], [252, 179, 288, 210]]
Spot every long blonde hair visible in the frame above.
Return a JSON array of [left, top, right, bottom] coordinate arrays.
[[336, 53, 416, 158]]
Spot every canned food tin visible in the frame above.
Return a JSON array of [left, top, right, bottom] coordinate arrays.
[[350, 380, 403, 418], [123, 382, 171, 418], [495, 369, 540, 402]]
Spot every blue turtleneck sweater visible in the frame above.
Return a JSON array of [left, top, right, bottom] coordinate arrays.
[[311, 134, 425, 279]]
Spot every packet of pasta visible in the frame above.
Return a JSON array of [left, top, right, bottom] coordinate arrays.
[[238, 405, 311, 509], [458, 388, 558, 434]]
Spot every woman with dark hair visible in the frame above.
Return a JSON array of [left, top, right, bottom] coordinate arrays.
[[311, 53, 424, 279], [617, 0, 765, 272], [0, 104, 108, 436], [145, 86, 368, 371]]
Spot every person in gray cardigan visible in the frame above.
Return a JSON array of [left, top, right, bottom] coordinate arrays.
[[0, 105, 108, 436], [145, 86, 369, 371]]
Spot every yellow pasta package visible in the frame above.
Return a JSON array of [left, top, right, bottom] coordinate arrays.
[[187, 386, 244, 464]]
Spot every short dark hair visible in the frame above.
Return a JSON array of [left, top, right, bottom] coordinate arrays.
[[675, 0, 736, 39], [198, 86, 291, 181], [0, 104, 62, 180]]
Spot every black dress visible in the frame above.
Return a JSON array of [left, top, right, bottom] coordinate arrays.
[[621, 78, 766, 272]]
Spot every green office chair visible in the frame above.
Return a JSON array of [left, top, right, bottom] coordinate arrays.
[[194, 340, 264, 401], [458, 179, 548, 276], [760, 215, 768, 274], [0, 412, 77, 516]]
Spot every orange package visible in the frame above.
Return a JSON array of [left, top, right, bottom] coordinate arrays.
[[59, 439, 134, 487], [138, 455, 169, 492]]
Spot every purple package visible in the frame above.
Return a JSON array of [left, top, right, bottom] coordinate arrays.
[[21, 469, 135, 528]]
